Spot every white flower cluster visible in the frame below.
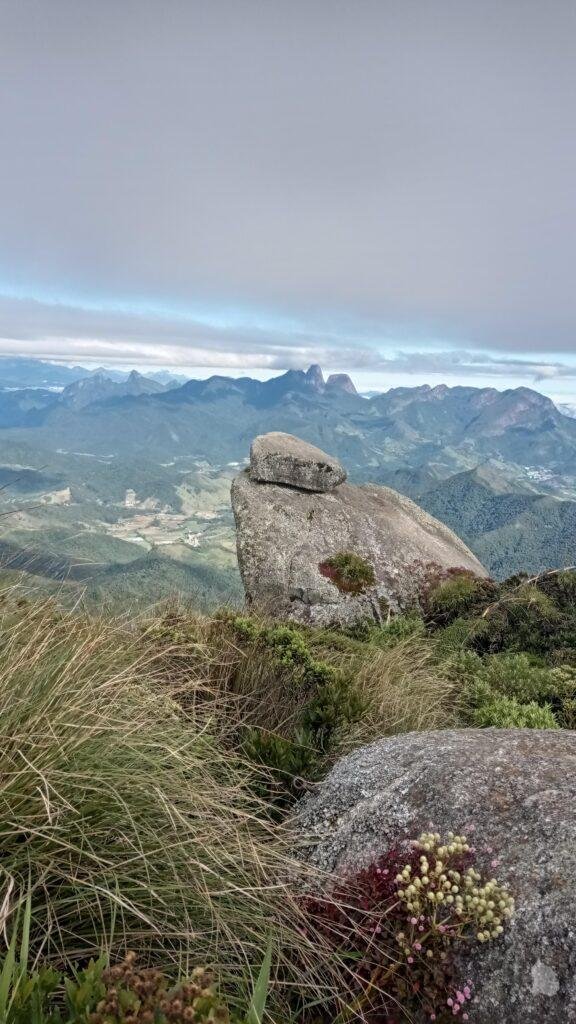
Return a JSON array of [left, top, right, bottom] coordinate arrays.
[[396, 831, 514, 942]]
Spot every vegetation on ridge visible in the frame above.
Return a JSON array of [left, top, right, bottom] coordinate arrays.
[[0, 563, 574, 1021]]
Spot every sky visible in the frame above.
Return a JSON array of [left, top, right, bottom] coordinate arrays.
[[1, 0, 576, 399]]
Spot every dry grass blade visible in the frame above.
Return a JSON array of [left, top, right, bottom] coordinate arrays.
[[0, 596, 337, 1015]]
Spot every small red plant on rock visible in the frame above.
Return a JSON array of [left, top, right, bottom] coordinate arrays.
[[318, 552, 376, 595], [301, 831, 514, 1023]]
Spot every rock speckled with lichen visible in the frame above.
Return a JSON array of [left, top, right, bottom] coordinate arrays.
[[232, 432, 486, 625], [249, 431, 347, 492], [297, 728, 576, 1023]]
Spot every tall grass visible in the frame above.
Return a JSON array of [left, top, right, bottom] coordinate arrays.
[[140, 609, 457, 757], [0, 596, 327, 1011], [344, 636, 458, 743], [302, 627, 457, 748]]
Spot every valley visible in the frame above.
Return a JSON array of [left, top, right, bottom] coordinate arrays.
[[0, 431, 242, 609], [0, 357, 576, 601]]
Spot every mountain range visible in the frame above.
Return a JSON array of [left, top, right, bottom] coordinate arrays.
[[2, 360, 576, 481], [0, 356, 185, 390], [383, 462, 576, 578], [0, 356, 576, 588]]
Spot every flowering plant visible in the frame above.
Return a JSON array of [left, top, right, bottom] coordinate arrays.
[[302, 831, 514, 1023]]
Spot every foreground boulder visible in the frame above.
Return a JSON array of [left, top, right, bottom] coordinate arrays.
[[297, 728, 576, 1023], [232, 432, 486, 624]]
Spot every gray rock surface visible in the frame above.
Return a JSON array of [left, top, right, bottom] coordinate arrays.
[[232, 434, 486, 624], [297, 728, 576, 1024], [249, 431, 346, 492]]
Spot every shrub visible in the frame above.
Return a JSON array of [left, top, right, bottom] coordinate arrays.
[[417, 565, 499, 627], [433, 616, 491, 660], [469, 694, 559, 729], [318, 551, 376, 594], [356, 615, 426, 649], [480, 584, 564, 656], [0, 951, 236, 1023], [224, 616, 365, 800], [475, 653, 576, 706], [445, 649, 575, 728]]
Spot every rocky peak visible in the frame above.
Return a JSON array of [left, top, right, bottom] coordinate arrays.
[[61, 372, 116, 407], [325, 373, 358, 395], [304, 364, 325, 391], [124, 371, 165, 396]]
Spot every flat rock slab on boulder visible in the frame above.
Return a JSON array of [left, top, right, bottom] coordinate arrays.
[[297, 728, 576, 1024], [232, 436, 486, 624], [249, 432, 346, 492]]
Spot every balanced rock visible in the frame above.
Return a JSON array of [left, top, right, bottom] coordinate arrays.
[[232, 432, 486, 625], [249, 432, 346, 492], [297, 728, 576, 1024]]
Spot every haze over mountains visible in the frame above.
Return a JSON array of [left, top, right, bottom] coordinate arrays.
[[0, 355, 575, 598]]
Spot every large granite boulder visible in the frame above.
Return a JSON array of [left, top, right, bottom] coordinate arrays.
[[249, 432, 346, 492], [232, 433, 486, 625], [297, 728, 576, 1023]]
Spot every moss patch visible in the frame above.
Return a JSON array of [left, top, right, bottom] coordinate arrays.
[[318, 551, 376, 595]]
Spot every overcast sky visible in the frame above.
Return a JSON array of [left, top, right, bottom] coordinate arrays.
[[1, 0, 576, 397]]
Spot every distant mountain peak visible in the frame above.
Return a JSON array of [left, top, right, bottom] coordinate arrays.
[[325, 373, 358, 395], [305, 364, 325, 390]]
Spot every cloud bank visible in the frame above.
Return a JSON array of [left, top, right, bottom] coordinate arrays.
[[0, 0, 575, 393]]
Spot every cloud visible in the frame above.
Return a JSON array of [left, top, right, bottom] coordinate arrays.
[[0, 0, 575, 366], [0, 292, 574, 385]]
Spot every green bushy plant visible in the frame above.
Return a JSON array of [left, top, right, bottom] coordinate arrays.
[[482, 586, 561, 655], [227, 616, 365, 798], [444, 648, 575, 728], [433, 616, 491, 660], [469, 694, 559, 729], [427, 575, 492, 623], [355, 615, 425, 649], [418, 566, 499, 627]]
